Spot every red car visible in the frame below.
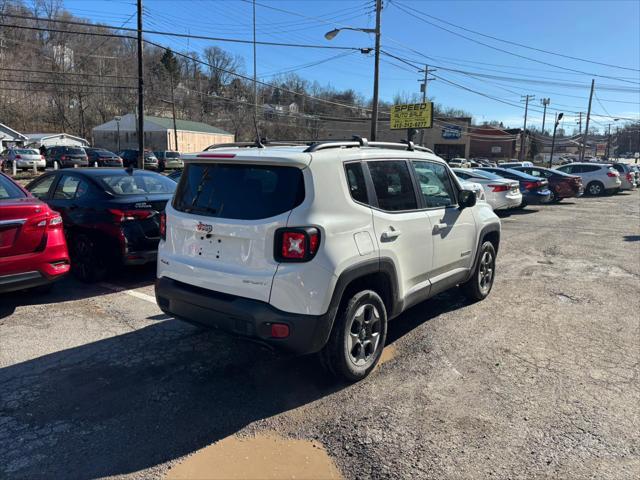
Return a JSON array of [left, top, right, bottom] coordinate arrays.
[[0, 172, 70, 293], [514, 166, 583, 202]]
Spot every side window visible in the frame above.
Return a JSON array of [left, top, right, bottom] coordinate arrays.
[[582, 165, 599, 173], [455, 171, 470, 180], [28, 175, 56, 199], [53, 175, 88, 200], [344, 162, 369, 204], [367, 161, 418, 211], [412, 161, 456, 208]]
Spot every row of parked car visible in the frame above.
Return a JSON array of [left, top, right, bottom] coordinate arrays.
[[1, 139, 637, 381], [0, 147, 184, 171], [449, 159, 638, 211]]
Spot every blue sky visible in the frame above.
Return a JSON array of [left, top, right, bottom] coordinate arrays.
[[62, 0, 640, 132]]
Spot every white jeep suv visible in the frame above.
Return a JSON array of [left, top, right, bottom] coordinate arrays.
[[155, 139, 501, 381]]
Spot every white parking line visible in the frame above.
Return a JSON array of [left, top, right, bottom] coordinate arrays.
[[99, 283, 157, 304]]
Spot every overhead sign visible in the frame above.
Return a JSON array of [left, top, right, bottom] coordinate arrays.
[[596, 143, 607, 156], [442, 124, 462, 140], [390, 102, 433, 130]]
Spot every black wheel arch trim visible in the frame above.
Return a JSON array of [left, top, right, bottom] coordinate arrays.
[[314, 257, 400, 351], [465, 223, 501, 283]]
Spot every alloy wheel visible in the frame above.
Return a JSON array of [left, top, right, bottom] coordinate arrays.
[[347, 304, 381, 366], [478, 250, 494, 295], [589, 183, 602, 195]]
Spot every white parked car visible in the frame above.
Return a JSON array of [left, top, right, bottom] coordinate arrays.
[[5, 148, 46, 170], [554, 163, 621, 196], [500, 161, 533, 168], [156, 139, 501, 381], [453, 168, 522, 211], [608, 163, 636, 190], [448, 157, 470, 168]]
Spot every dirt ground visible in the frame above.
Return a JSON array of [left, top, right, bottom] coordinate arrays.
[[1, 190, 638, 479]]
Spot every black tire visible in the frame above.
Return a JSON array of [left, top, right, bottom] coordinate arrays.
[[321, 290, 388, 383], [461, 241, 496, 302], [586, 181, 604, 196], [70, 232, 109, 283]]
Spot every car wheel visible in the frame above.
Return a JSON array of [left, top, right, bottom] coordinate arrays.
[[71, 233, 109, 283], [586, 181, 604, 196], [321, 289, 388, 382], [461, 241, 496, 302]]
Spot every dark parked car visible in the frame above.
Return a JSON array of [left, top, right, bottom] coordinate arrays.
[[85, 148, 123, 167], [117, 149, 159, 170], [46, 146, 89, 168], [25, 168, 176, 282], [0, 172, 70, 293], [476, 167, 552, 206], [513, 166, 583, 202]]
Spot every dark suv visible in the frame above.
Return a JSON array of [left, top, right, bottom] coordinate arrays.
[[118, 150, 159, 170], [46, 146, 89, 168]]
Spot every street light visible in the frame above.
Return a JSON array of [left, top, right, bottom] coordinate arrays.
[[548, 112, 563, 168], [606, 118, 620, 159], [324, 0, 381, 140], [114, 116, 122, 152]]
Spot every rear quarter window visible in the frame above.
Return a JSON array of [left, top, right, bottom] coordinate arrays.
[[0, 175, 26, 199], [173, 163, 304, 220]]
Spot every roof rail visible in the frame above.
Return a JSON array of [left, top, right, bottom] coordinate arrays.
[[204, 140, 305, 151], [304, 139, 435, 154]]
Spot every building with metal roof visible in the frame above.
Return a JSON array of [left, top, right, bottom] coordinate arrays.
[[92, 114, 234, 153]]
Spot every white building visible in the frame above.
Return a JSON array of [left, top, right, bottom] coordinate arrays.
[[25, 133, 89, 149], [0, 123, 28, 152]]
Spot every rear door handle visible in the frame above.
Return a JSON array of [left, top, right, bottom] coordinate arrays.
[[381, 229, 401, 241], [433, 223, 449, 234]]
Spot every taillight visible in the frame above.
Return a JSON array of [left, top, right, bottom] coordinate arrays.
[[60, 155, 66, 161], [15, 154, 22, 159], [626, 173, 633, 182], [48, 214, 63, 229], [109, 209, 155, 223], [275, 227, 320, 262], [522, 181, 540, 190], [40, 155, 45, 160], [159, 211, 166, 241], [489, 184, 509, 192]]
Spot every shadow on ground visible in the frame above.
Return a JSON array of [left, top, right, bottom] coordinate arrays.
[[0, 264, 156, 319], [0, 290, 464, 479]]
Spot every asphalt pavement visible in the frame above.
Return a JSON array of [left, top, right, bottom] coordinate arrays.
[[1, 190, 638, 479]]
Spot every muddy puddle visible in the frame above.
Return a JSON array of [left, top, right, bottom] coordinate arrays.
[[166, 432, 342, 480]]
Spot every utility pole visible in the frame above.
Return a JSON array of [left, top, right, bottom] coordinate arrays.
[[418, 65, 435, 146], [136, 0, 144, 169], [540, 98, 550, 134], [580, 79, 595, 162], [170, 76, 178, 151], [548, 112, 563, 168], [370, 0, 382, 141], [519, 94, 534, 161], [606, 123, 612, 159], [252, 0, 258, 120], [576, 112, 583, 137]]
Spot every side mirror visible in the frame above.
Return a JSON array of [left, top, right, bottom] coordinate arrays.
[[459, 189, 476, 209]]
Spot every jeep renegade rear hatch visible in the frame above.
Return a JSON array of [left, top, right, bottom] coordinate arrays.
[[164, 162, 305, 302]]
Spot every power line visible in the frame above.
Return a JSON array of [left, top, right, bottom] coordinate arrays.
[[390, 1, 640, 85], [0, 66, 136, 79], [1, 13, 365, 50], [391, 0, 640, 73]]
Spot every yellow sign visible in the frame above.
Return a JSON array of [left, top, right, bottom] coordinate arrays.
[[390, 102, 433, 130]]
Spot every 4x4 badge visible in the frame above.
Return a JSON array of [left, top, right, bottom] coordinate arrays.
[[196, 222, 213, 233]]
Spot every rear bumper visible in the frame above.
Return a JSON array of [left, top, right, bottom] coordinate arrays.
[[0, 270, 65, 293], [155, 276, 333, 355], [523, 189, 552, 204], [123, 250, 157, 265]]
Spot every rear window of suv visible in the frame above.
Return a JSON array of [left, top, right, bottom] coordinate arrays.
[[173, 163, 304, 220]]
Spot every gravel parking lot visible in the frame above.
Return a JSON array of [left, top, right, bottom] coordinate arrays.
[[1, 191, 638, 479]]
